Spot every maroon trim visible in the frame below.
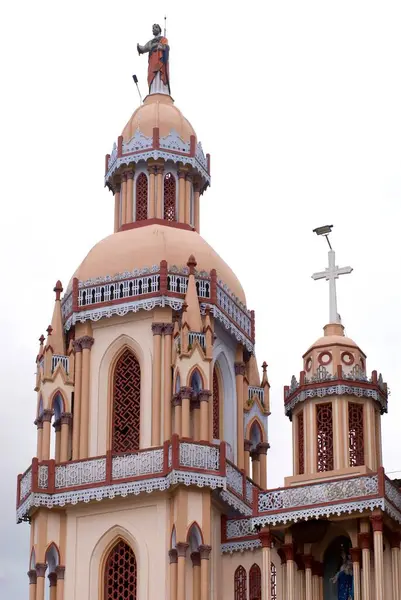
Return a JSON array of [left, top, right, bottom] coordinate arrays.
[[284, 377, 388, 407], [219, 441, 226, 476], [341, 351, 355, 366], [190, 135, 196, 157], [119, 218, 194, 233], [221, 515, 227, 543], [318, 351, 332, 366], [153, 127, 160, 149]]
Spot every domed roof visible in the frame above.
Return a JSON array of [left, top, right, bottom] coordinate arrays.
[[121, 94, 196, 142], [304, 323, 365, 357], [71, 224, 246, 304]]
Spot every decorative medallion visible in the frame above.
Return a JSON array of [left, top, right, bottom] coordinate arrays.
[[341, 351, 354, 366], [318, 351, 332, 366], [305, 357, 312, 372]]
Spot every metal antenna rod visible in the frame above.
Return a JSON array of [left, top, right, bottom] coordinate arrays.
[[132, 74, 143, 104], [164, 15, 167, 36]]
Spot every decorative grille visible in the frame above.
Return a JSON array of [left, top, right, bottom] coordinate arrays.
[[271, 563, 277, 600], [135, 173, 148, 221], [298, 411, 304, 475], [348, 403, 364, 467], [104, 540, 137, 600], [163, 172, 176, 221], [112, 350, 141, 453], [213, 368, 220, 440], [249, 563, 261, 600], [316, 403, 334, 472], [234, 565, 247, 600]]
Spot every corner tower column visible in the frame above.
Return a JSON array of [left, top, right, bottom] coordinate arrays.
[[176, 542, 189, 600], [371, 514, 385, 600], [78, 335, 94, 459], [199, 544, 211, 600], [151, 323, 163, 445], [72, 340, 82, 460], [350, 548, 361, 600], [259, 530, 272, 600], [234, 360, 245, 470], [27, 569, 36, 600], [358, 526, 371, 600], [113, 183, 121, 232], [163, 323, 174, 441]]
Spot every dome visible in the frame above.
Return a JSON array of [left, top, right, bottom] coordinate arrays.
[[303, 323, 366, 358], [71, 224, 246, 304], [121, 94, 197, 142]]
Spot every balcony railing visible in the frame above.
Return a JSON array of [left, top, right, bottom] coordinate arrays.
[[248, 386, 264, 403], [188, 332, 206, 350], [51, 355, 69, 374]]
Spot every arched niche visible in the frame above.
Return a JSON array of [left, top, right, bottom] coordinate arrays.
[[323, 535, 353, 600], [213, 350, 236, 460]]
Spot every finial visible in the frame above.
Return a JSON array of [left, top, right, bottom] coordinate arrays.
[[53, 280, 63, 301], [187, 254, 197, 275], [46, 325, 53, 336], [262, 361, 268, 373], [39, 334, 45, 345], [311, 226, 353, 324]]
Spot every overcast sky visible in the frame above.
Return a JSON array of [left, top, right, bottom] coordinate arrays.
[[1, 0, 400, 595]]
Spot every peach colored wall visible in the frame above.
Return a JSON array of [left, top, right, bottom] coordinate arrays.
[[221, 546, 282, 600], [64, 495, 169, 600], [89, 312, 154, 456], [41, 372, 72, 412]]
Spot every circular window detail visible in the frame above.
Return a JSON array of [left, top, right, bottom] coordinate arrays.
[[341, 351, 354, 366], [318, 351, 332, 366], [305, 357, 312, 372]]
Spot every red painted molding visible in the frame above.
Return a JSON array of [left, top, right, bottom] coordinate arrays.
[[105, 450, 112, 485], [153, 127, 160, 149], [219, 441, 226, 476], [119, 218, 194, 233]]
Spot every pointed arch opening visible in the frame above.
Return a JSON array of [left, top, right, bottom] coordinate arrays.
[[104, 538, 137, 600], [234, 565, 247, 600], [212, 364, 222, 440], [112, 349, 141, 452], [135, 173, 148, 221], [189, 369, 203, 393], [249, 563, 261, 600], [163, 172, 176, 221]]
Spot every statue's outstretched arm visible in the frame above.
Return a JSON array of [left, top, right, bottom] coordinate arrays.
[[137, 40, 151, 55]]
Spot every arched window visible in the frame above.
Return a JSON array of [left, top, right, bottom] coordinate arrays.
[[163, 172, 176, 221], [249, 563, 261, 600], [212, 367, 220, 440], [271, 563, 277, 600], [234, 565, 247, 600], [104, 539, 137, 600], [348, 403, 364, 466], [112, 349, 141, 452], [135, 173, 148, 221], [190, 370, 202, 394]]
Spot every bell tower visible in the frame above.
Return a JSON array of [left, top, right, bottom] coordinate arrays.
[[16, 25, 271, 600]]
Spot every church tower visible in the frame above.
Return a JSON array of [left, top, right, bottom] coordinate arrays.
[[16, 26, 271, 600]]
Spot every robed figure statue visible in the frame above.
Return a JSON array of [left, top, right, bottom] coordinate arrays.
[[137, 24, 170, 95], [330, 549, 354, 600]]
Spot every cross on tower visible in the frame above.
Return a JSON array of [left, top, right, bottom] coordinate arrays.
[[312, 248, 353, 324]]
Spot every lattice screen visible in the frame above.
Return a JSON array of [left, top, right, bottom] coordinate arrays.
[[163, 173, 176, 221], [316, 403, 334, 472], [298, 410, 305, 475], [249, 563, 261, 600], [212, 367, 220, 440], [234, 565, 247, 600], [271, 562, 277, 600], [135, 173, 148, 221], [112, 349, 141, 452], [348, 402, 364, 466], [104, 539, 137, 600]]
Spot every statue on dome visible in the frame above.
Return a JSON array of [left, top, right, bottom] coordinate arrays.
[[137, 24, 170, 95], [330, 548, 354, 600]]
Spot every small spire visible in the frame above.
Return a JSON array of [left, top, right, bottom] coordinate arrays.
[[39, 334, 45, 345], [187, 255, 197, 275], [261, 361, 269, 386], [47, 280, 66, 355], [183, 255, 202, 332], [53, 280, 63, 301], [46, 325, 53, 336]]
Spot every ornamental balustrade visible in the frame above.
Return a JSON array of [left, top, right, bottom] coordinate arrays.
[[178, 442, 220, 471], [248, 386, 264, 403], [51, 355, 69, 374], [188, 332, 206, 350], [216, 285, 252, 336], [226, 517, 256, 539]]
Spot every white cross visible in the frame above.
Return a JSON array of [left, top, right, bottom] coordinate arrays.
[[312, 249, 353, 324]]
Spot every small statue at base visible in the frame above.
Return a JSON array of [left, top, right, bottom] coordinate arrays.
[[137, 24, 170, 95], [330, 548, 354, 600]]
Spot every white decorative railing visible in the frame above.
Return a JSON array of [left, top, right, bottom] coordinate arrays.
[[226, 462, 243, 496], [196, 279, 211, 298], [188, 332, 206, 349], [38, 466, 49, 489], [61, 292, 73, 318], [55, 458, 106, 489], [179, 443, 219, 471], [258, 475, 379, 513], [246, 480, 255, 505], [78, 275, 160, 307], [19, 468, 32, 501], [112, 449, 164, 480], [216, 286, 252, 336], [167, 274, 188, 294], [226, 518, 256, 539], [52, 355, 69, 374], [385, 478, 401, 512], [248, 386, 264, 402]]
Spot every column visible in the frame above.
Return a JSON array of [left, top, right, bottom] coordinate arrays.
[[178, 170, 186, 223], [303, 555, 313, 600], [317, 562, 324, 600], [173, 394, 182, 437], [48, 572, 57, 600], [194, 182, 200, 232], [60, 413, 71, 462], [35, 417, 43, 460], [27, 569, 37, 600], [244, 440, 252, 477], [185, 173, 193, 225], [163, 324, 173, 441], [54, 420, 61, 463], [259, 531, 272, 600], [191, 551, 201, 600], [251, 450, 260, 486], [113, 183, 121, 232], [126, 169, 134, 223], [156, 165, 164, 219], [120, 172, 127, 225], [151, 323, 163, 445], [234, 362, 245, 470], [296, 559, 305, 600], [371, 514, 384, 600], [192, 398, 200, 440], [176, 542, 188, 600], [72, 341, 82, 460], [181, 387, 192, 438], [284, 544, 295, 600], [41, 410, 53, 460], [258, 442, 269, 489], [55, 566, 65, 600], [390, 532, 401, 600], [199, 390, 211, 442], [147, 165, 156, 218], [169, 549, 178, 600], [199, 544, 211, 600], [35, 563, 47, 600], [79, 336, 94, 459], [358, 531, 371, 600], [350, 548, 362, 600], [311, 562, 319, 600]]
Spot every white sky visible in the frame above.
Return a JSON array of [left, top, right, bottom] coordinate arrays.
[[1, 0, 400, 595]]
